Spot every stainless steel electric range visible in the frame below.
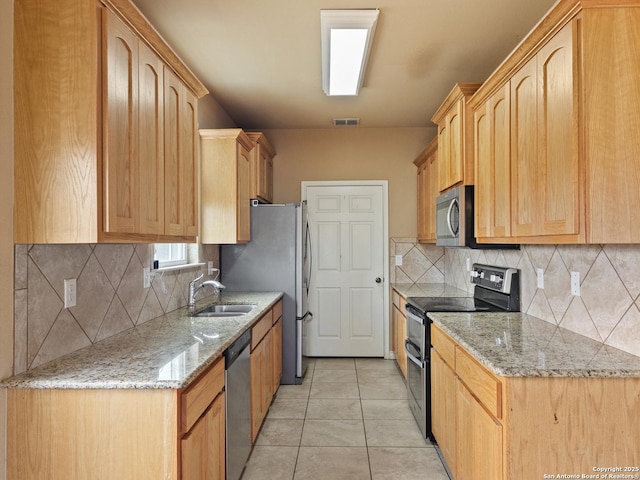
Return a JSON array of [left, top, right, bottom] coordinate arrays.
[[404, 264, 520, 440]]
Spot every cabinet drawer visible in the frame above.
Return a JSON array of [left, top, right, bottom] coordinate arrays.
[[251, 309, 273, 350], [431, 324, 456, 369], [399, 296, 407, 314], [181, 356, 225, 433], [272, 300, 283, 324], [455, 346, 502, 419]]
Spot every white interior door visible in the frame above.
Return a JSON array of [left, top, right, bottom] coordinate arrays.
[[304, 184, 385, 357]]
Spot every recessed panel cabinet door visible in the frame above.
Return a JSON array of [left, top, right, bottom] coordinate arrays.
[[138, 42, 164, 235], [103, 10, 139, 234], [182, 89, 199, 237], [538, 22, 579, 236], [510, 59, 538, 237]]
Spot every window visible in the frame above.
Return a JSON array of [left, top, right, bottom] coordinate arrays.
[[154, 243, 188, 268]]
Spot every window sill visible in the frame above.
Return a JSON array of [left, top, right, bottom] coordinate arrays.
[[155, 262, 205, 273]]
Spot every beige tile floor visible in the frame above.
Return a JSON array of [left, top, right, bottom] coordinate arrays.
[[242, 358, 450, 480]]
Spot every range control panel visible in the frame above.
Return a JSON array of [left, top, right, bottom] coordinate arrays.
[[470, 264, 518, 294]]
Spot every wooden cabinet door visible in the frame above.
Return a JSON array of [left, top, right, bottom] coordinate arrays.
[[456, 379, 502, 480], [431, 350, 456, 477], [103, 10, 139, 234], [425, 150, 438, 241], [164, 68, 183, 236], [138, 42, 165, 235], [164, 68, 198, 237], [416, 162, 428, 241], [181, 392, 225, 480], [437, 122, 449, 192], [250, 337, 267, 443], [447, 100, 464, 189], [537, 22, 578, 236], [510, 58, 538, 237], [237, 141, 252, 243], [475, 84, 511, 240], [256, 148, 274, 203], [272, 317, 282, 394], [392, 303, 407, 379], [474, 100, 491, 239], [182, 88, 199, 237]]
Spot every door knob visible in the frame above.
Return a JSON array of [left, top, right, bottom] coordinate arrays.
[[375, 277, 382, 283]]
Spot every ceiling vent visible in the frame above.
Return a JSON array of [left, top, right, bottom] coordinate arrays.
[[332, 118, 360, 126]]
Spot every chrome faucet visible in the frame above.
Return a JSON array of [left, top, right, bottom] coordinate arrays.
[[188, 273, 226, 310]]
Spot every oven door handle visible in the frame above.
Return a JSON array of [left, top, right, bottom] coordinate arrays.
[[405, 309, 425, 326], [404, 339, 424, 368]]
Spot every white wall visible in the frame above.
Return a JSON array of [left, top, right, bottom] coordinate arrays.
[[0, 0, 14, 477]]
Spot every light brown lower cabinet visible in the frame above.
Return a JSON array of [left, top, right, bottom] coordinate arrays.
[[391, 289, 407, 379], [250, 300, 283, 442], [431, 323, 640, 479], [7, 356, 226, 480]]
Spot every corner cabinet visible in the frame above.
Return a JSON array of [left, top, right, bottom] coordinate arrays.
[[200, 129, 254, 244], [431, 83, 481, 193], [469, 0, 640, 244], [13, 0, 207, 244], [414, 137, 438, 243], [246, 132, 276, 204]]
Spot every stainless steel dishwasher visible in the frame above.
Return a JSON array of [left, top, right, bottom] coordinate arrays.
[[224, 328, 252, 480]]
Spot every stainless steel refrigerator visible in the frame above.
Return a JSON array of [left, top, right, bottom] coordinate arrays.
[[221, 202, 312, 384]]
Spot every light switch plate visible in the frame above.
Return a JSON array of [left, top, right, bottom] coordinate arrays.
[[143, 267, 151, 288], [395, 255, 403, 266], [571, 271, 580, 296], [64, 278, 76, 308]]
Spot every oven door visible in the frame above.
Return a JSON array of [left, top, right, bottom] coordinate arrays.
[[405, 308, 428, 439]]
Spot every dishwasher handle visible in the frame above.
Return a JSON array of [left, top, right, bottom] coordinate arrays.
[[225, 329, 252, 368]]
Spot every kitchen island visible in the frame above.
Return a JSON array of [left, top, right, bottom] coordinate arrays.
[[1, 291, 283, 480], [429, 311, 640, 480]]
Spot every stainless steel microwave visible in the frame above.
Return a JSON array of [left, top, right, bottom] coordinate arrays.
[[436, 185, 472, 247], [435, 185, 518, 249]]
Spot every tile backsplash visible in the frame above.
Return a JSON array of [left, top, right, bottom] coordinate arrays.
[[390, 238, 640, 358], [13, 243, 220, 374]]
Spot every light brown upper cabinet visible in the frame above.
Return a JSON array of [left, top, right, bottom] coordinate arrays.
[[469, 0, 640, 244], [13, 0, 207, 244], [246, 132, 276, 204], [473, 83, 512, 241], [200, 129, 254, 244], [414, 137, 438, 243], [431, 83, 481, 193]]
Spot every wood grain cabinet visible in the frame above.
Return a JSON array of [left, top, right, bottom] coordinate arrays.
[[246, 132, 276, 204], [13, 0, 207, 244], [200, 129, 254, 244], [414, 137, 438, 243], [250, 301, 282, 442], [431, 323, 640, 479], [473, 83, 512, 241], [7, 356, 226, 480], [391, 289, 407, 379], [431, 83, 481, 193], [469, 1, 640, 244]]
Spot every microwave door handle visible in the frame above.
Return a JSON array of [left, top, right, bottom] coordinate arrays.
[[446, 198, 457, 236]]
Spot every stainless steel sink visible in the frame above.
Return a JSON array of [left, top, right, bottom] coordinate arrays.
[[192, 304, 254, 317]]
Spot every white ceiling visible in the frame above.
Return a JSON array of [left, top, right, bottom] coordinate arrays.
[[131, 0, 557, 130]]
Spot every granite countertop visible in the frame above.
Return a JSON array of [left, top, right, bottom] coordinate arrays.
[[0, 292, 283, 390], [430, 311, 640, 378], [391, 282, 471, 299]]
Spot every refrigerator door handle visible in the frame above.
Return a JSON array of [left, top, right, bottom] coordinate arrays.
[[305, 221, 312, 294]]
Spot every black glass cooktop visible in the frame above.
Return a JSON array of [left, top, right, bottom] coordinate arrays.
[[406, 296, 500, 314]]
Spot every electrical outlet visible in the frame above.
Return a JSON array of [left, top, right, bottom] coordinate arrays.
[[571, 271, 581, 296], [395, 255, 403, 266], [64, 278, 76, 308], [143, 267, 151, 288], [208, 261, 214, 275], [536, 268, 545, 289], [466, 257, 471, 271]]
